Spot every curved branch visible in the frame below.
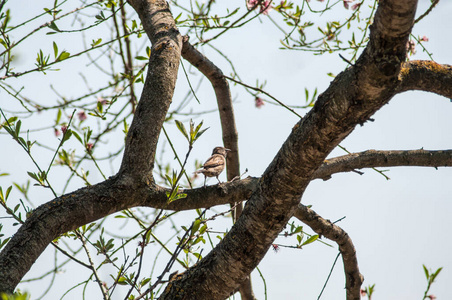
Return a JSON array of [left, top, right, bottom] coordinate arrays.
[[397, 60, 452, 98], [180, 37, 240, 183], [294, 205, 363, 300]]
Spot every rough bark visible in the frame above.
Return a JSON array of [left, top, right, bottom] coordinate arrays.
[[0, 0, 183, 293], [159, 1, 419, 299], [118, 0, 182, 183], [6, 0, 452, 298], [2, 142, 450, 294], [315, 149, 452, 181], [398, 60, 452, 98]]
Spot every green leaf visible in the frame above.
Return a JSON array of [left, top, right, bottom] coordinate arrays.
[[5, 186, 12, 200], [302, 234, 319, 246], [53, 42, 58, 58], [0, 237, 11, 250], [117, 276, 128, 285], [191, 219, 201, 236], [56, 109, 62, 125], [141, 277, 151, 287], [199, 224, 207, 235], [172, 192, 187, 201], [195, 127, 209, 140], [175, 120, 189, 141], [62, 129, 72, 143], [296, 234, 302, 244], [72, 131, 83, 144], [423, 264, 429, 279], [15, 120, 21, 138], [27, 171, 40, 182], [174, 12, 182, 23], [91, 38, 102, 47], [56, 51, 70, 62], [48, 21, 60, 32], [431, 267, 443, 282], [293, 226, 303, 234]]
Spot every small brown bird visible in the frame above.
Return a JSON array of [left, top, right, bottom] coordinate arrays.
[[195, 146, 230, 186]]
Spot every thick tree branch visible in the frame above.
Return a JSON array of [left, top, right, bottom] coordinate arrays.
[[397, 60, 452, 98], [294, 205, 363, 300], [119, 0, 182, 183], [0, 0, 182, 292], [167, 149, 452, 210], [1, 144, 449, 292], [315, 149, 452, 180], [0, 0, 429, 297], [159, 1, 419, 298]]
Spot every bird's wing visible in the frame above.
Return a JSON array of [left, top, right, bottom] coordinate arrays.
[[202, 155, 224, 169]]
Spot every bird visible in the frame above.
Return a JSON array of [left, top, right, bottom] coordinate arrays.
[[195, 146, 230, 186]]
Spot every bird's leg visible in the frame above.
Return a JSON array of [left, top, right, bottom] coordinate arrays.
[[203, 175, 207, 187]]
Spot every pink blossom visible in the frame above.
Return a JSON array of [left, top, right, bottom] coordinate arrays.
[[351, 2, 361, 10], [247, 0, 272, 15], [77, 110, 87, 121], [407, 39, 416, 55], [271, 244, 280, 252], [61, 125, 68, 134], [247, 0, 259, 9], [343, 0, 353, 9], [97, 97, 108, 105], [428, 295, 437, 300], [86, 143, 94, 153], [54, 128, 61, 137], [260, 1, 272, 15], [255, 97, 265, 108], [420, 36, 429, 42]]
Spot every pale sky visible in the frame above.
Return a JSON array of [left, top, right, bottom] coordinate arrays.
[[1, 0, 452, 299]]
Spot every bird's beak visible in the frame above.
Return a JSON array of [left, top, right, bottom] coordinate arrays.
[[225, 148, 231, 152]]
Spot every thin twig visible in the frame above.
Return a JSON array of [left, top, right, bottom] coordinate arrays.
[[317, 252, 341, 300]]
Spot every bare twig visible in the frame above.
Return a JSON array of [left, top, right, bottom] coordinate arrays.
[[76, 231, 109, 300], [415, 0, 439, 24]]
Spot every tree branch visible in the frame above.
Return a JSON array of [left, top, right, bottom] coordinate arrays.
[[118, 0, 182, 183], [0, 0, 183, 292], [397, 60, 452, 99], [1, 145, 450, 292], [180, 37, 240, 185], [0, 1, 428, 297], [314, 149, 452, 180], [293, 205, 363, 300], [159, 1, 420, 297]]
